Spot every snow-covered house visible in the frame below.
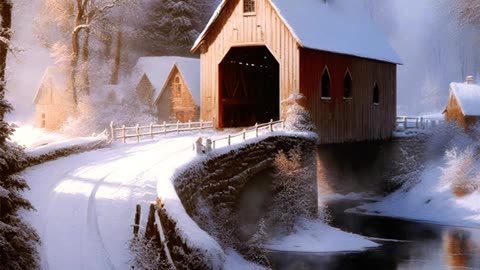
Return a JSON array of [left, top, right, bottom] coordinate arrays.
[[192, 0, 402, 143], [33, 67, 73, 130], [445, 76, 480, 129], [133, 56, 200, 122]]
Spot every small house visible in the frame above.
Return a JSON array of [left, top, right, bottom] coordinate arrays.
[[445, 76, 480, 129], [133, 57, 200, 122], [33, 67, 72, 130], [192, 0, 402, 143]]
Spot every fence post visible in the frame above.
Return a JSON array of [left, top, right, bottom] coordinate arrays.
[[122, 125, 126, 144], [163, 121, 167, 135], [228, 134, 231, 146], [269, 119, 273, 132], [403, 117, 407, 130], [136, 124, 140, 143], [282, 119, 286, 129], [243, 129, 246, 140], [188, 120, 191, 129], [177, 121, 180, 134], [200, 119, 203, 130], [213, 140, 216, 150], [110, 121, 115, 141], [255, 123, 259, 137], [133, 204, 141, 236], [150, 123, 153, 139]]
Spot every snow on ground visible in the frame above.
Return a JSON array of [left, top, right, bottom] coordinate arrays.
[[20, 131, 217, 270], [351, 156, 480, 228], [266, 219, 380, 253], [10, 124, 106, 158]]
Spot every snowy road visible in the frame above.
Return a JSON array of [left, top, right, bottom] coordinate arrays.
[[20, 133, 205, 270]]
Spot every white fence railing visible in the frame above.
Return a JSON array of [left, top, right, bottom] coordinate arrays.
[[210, 119, 286, 150], [110, 120, 214, 143], [396, 116, 443, 131]]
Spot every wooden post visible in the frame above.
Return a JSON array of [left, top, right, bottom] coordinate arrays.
[[136, 124, 140, 143], [122, 125, 126, 144], [200, 119, 203, 130], [145, 203, 156, 240], [110, 121, 115, 141], [269, 119, 273, 132], [188, 120, 191, 130], [255, 123, 259, 137], [213, 140, 216, 150], [150, 123, 154, 139], [243, 129, 246, 140], [282, 119, 286, 129], [163, 121, 167, 135], [228, 135, 231, 146], [403, 118, 407, 130], [133, 204, 141, 236], [177, 121, 180, 134]]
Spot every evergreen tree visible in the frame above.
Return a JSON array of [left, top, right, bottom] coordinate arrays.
[[0, 1, 40, 268]]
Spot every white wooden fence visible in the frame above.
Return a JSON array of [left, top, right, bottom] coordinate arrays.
[[396, 116, 443, 131], [110, 120, 214, 143], [210, 119, 286, 150]]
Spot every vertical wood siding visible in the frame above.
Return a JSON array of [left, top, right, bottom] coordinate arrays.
[[199, 0, 300, 125], [300, 49, 397, 144]]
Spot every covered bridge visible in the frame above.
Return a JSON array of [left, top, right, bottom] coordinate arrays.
[[192, 0, 402, 143]]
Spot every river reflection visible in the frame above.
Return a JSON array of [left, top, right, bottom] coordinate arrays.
[[267, 200, 480, 270]]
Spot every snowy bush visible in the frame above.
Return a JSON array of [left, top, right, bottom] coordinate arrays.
[[283, 94, 315, 132], [243, 219, 271, 268], [268, 146, 316, 233], [130, 237, 173, 270], [441, 145, 480, 196], [61, 85, 157, 137]]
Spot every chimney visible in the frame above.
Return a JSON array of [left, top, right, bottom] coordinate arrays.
[[466, 75, 475, 84]]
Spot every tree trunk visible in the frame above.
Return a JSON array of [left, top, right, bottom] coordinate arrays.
[[110, 30, 122, 85], [0, 0, 12, 121], [82, 28, 90, 95]]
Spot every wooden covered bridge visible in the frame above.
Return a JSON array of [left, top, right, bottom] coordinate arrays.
[[192, 0, 402, 144]]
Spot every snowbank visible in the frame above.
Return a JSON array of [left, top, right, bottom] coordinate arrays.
[[266, 219, 379, 253], [352, 157, 480, 228]]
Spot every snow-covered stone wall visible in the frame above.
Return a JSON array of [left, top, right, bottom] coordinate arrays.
[[156, 134, 317, 269]]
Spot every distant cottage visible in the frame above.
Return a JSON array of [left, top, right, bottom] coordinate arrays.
[[33, 67, 72, 130], [192, 0, 401, 143], [133, 57, 200, 122], [445, 76, 480, 129]]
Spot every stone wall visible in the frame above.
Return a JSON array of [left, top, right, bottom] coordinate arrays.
[[156, 133, 318, 270]]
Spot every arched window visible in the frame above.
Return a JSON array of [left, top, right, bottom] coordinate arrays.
[[344, 71, 352, 99], [321, 67, 331, 100], [244, 0, 255, 13], [373, 82, 380, 105]]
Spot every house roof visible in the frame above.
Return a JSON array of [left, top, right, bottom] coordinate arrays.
[[133, 56, 201, 105], [192, 0, 402, 65], [33, 67, 68, 105], [450, 82, 480, 116]]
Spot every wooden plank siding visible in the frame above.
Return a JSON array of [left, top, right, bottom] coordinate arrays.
[[198, 0, 300, 126], [300, 49, 397, 144]]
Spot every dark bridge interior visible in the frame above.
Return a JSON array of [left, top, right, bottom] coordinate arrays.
[[219, 46, 280, 128]]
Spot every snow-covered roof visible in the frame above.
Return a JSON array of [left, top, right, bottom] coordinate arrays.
[[133, 56, 200, 105], [450, 82, 480, 116], [193, 0, 402, 65], [33, 67, 68, 104]]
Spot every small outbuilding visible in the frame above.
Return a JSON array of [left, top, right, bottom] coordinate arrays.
[[133, 56, 200, 122], [445, 76, 480, 129], [192, 0, 402, 143], [33, 67, 72, 130]]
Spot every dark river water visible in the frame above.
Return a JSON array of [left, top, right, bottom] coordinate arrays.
[[267, 200, 480, 270]]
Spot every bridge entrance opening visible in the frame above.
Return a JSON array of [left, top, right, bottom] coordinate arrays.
[[219, 46, 280, 128]]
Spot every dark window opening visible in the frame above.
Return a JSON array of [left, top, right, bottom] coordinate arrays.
[[373, 83, 380, 105], [344, 71, 352, 99], [321, 68, 331, 99], [244, 0, 255, 13]]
